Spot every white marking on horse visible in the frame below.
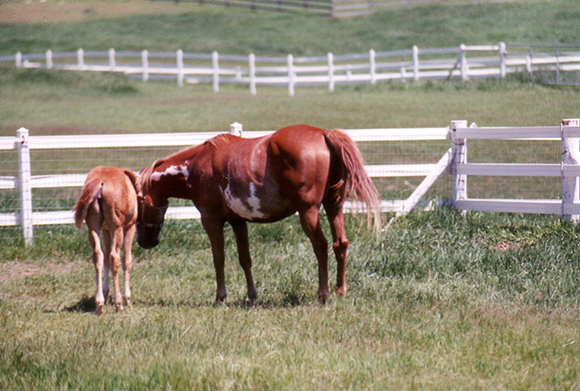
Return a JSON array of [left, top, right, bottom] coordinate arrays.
[[222, 182, 266, 219], [151, 165, 189, 182]]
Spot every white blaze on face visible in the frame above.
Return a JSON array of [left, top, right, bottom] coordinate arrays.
[[223, 182, 266, 220], [151, 165, 189, 182]]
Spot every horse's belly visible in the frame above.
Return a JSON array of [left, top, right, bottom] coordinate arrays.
[[222, 182, 294, 222]]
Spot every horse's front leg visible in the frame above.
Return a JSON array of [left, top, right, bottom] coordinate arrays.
[[231, 220, 258, 304], [202, 217, 227, 303]]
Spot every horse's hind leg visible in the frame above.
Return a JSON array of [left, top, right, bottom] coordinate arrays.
[[231, 221, 258, 304], [323, 200, 348, 296], [122, 225, 136, 308], [109, 227, 125, 312], [299, 206, 330, 303]]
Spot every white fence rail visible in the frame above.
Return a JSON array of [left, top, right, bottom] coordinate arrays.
[[2, 119, 580, 245], [0, 124, 449, 244], [450, 119, 580, 219], [3, 43, 579, 96]]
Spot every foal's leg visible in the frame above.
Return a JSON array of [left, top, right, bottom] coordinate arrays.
[[122, 225, 136, 308], [323, 202, 349, 296], [102, 228, 111, 303], [109, 227, 125, 312], [231, 220, 258, 304], [87, 221, 105, 315], [299, 206, 330, 303], [201, 217, 227, 303]]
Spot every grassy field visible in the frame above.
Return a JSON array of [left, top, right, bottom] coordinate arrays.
[[1, 1, 580, 389], [1, 211, 580, 390]]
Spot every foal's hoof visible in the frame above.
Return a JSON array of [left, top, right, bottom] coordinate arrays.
[[124, 298, 132, 309], [95, 304, 104, 316], [114, 303, 124, 312]]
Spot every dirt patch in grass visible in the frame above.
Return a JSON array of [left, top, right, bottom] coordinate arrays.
[[0, 1, 203, 24], [0, 260, 74, 281]]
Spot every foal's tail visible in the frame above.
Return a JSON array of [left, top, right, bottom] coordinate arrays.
[[324, 129, 381, 231], [73, 180, 102, 230]]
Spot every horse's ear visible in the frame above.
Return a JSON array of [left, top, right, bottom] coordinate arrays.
[[124, 169, 140, 193]]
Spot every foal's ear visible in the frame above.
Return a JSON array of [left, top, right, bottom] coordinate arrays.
[[124, 169, 140, 193]]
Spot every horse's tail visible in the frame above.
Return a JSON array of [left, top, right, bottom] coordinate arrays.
[[73, 180, 102, 230], [324, 129, 381, 231]]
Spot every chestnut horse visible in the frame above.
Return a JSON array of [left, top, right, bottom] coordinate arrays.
[[74, 166, 139, 315], [137, 125, 380, 303]]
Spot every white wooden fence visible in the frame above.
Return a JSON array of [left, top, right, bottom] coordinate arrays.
[[1, 119, 579, 245], [4, 43, 580, 96]]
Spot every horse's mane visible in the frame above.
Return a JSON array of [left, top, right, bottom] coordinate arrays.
[[206, 134, 234, 149], [138, 135, 232, 194]]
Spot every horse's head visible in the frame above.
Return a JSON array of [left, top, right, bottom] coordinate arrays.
[[136, 194, 168, 249], [136, 163, 169, 249]]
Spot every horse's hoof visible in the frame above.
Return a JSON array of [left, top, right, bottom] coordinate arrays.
[[124, 298, 132, 309], [114, 303, 124, 312], [336, 286, 347, 296], [317, 291, 330, 304], [95, 304, 104, 316]]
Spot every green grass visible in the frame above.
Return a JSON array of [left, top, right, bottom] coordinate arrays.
[[1, 0, 579, 56], [1, 68, 579, 136], [1, 210, 579, 390], [1, 2, 580, 389]]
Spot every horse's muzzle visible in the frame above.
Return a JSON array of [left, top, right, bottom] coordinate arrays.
[[137, 238, 159, 249]]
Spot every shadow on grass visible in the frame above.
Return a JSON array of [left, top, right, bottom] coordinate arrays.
[[64, 295, 96, 313], [62, 290, 317, 313]]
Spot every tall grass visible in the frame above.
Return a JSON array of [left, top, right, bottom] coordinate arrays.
[[1, 209, 579, 390]]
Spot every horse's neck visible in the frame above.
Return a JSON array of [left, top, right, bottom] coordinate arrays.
[[151, 160, 191, 200]]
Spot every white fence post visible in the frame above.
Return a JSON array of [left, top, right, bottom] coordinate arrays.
[[15, 52, 22, 68], [141, 50, 149, 82], [230, 122, 243, 137], [287, 54, 295, 97], [450, 120, 468, 209], [17, 128, 33, 246], [499, 42, 507, 79], [77, 48, 85, 70], [327, 52, 335, 92], [413, 45, 420, 81], [176, 49, 184, 87], [46, 50, 53, 70], [212, 51, 220, 93], [369, 49, 376, 85], [249, 53, 256, 96], [562, 118, 580, 222], [459, 44, 468, 81], [108, 48, 116, 71], [400, 66, 407, 82]]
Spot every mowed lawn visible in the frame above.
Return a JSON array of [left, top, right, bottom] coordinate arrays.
[[1, 1, 580, 389]]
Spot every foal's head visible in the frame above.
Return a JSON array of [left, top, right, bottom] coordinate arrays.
[[136, 163, 169, 249]]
